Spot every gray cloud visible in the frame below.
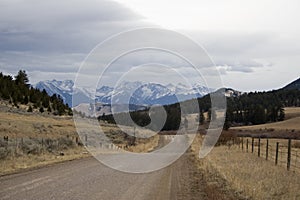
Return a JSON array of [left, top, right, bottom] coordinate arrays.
[[0, 0, 150, 81], [0, 0, 299, 92], [185, 31, 288, 73], [0, 0, 145, 52]]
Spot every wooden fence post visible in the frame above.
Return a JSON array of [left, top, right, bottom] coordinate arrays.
[[258, 138, 261, 157], [246, 139, 249, 152], [242, 138, 244, 151], [4, 136, 8, 146], [85, 134, 88, 147], [252, 137, 254, 153], [266, 139, 269, 160], [275, 142, 279, 165], [287, 139, 291, 171]]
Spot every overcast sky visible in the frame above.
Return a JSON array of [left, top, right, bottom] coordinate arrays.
[[0, 0, 299, 91]]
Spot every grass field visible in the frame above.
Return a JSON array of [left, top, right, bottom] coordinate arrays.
[[230, 107, 300, 140], [191, 135, 300, 200], [0, 108, 159, 175], [190, 107, 300, 199]]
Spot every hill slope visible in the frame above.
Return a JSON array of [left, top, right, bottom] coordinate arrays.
[[283, 77, 300, 90], [231, 107, 300, 132], [0, 71, 72, 115]]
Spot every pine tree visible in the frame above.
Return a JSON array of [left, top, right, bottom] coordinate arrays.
[[15, 70, 29, 86], [279, 107, 285, 121], [198, 109, 205, 125], [47, 105, 52, 113]]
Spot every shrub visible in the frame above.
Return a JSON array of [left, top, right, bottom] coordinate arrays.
[[292, 141, 300, 149], [0, 147, 10, 159], [44, 138, 56, 152], [27, 105, 33, 112], [39, 107, 44, 113], [20, 139, 41, 155], [0, 139, 8, 148], [58, 137, 74, 150]]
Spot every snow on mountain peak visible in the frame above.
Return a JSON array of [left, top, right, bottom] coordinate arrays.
[[35, 80, 212, 107]]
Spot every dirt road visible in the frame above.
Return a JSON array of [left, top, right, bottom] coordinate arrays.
[[0, 151, 214, 200]]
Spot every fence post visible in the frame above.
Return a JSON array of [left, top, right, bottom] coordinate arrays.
[[246, 139, 249, 152], [252, 137, 254, 153], [4, 136, 8, 146], [85, 134, 88, 147], [258, 138, 261, 157], [242, 138, 244, 151], [266, 139, 269, 160], [287, 139, 291, 171], [275, 142, 279, 165]]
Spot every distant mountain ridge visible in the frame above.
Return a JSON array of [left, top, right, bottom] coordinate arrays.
[[35, 80, 212, 107], [283, 77, 300, 90]]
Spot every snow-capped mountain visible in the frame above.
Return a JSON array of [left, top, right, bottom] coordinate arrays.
[[35, 80, 212, 107], [35, 80, 94, 107], [35, 80, 74, 106], [95, 81, 212, 106]]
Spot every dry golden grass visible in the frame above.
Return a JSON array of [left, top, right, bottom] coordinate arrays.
[[231, 107, 300, 132], [0, 147, 89, 176], [239, 137, 300, 173], [127, 135, 159, 153], [205, 146, 300, 199], [0, 112, 76, 139], [285, 107, 300, 119], [0, 109, 161, 175], [191, 135, 300, 200], [232, 117, 300, 131]]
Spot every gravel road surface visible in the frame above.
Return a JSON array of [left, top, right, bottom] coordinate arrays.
[[0, 152, 211, 200]]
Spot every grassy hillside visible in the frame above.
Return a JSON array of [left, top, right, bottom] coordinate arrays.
[[231, 107, 300, 132], [0, 70, 72, 115], [0, 104, 160, 175]]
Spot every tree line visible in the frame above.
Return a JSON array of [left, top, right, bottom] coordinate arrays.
[[0, 70, 72, 115], [99, 85, 300, 131], [99, 104, 181, 131]]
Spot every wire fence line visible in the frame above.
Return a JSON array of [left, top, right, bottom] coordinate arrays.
[[234, 137, 300, 172]]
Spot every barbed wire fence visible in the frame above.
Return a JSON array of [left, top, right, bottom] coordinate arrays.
[[236, 137, 300, 172]]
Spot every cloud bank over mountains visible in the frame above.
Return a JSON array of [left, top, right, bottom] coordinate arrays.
[[0, 0, 299, 91]]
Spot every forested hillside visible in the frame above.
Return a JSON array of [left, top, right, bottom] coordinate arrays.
[[0, 70, 72, 115], [282, 77, 300, 91], [99, 81, 300, 131]]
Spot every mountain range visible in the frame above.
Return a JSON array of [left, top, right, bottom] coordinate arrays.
[[35, 77, 300, 117], [35, 80, 213, 107]]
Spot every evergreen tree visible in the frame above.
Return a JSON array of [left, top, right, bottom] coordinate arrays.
[[279, 107, 285, 121], [198, 109, 205, 125], [47, 105, 52, 113], [0, 71, 71, 115], [15, 70, 29, 86]]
